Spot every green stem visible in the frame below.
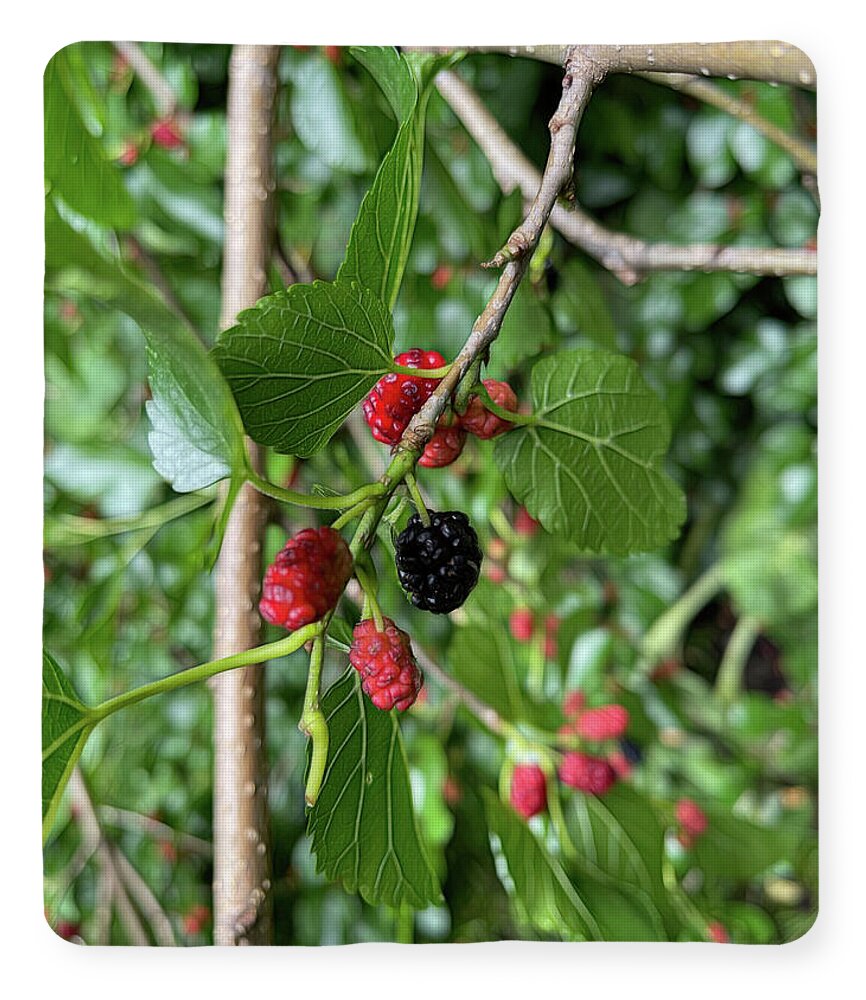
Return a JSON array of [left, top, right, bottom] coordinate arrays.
[[546, 774, 578, 860], [331, 495, 377, 531], [404, 472, 431, 526], [454, 358, 483, 412], [391, 362, 452, 379], [641, 564, 726, 665], [471, 383, 536, 427], [92, 624, 320, 723], [247, 470, 385, 511], [355, 564, 385, 631], [301, 634, 329, 806], [394, 906, 415, 944], [715, 614, 761, 706]]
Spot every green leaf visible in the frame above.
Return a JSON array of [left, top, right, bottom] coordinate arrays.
[[447, 580, 555, 727], [145, 322, 248, 492], [484, 791, 602, 941], [564, 783, 673, 929], [42, 650, 95, 844], [307, 670, 442, 909], [214, 280, 395, 456], [44, 49, 135, 228], [692, 807, 800, 880], [45, 203, 247, 493], [337, 108, 428, 311], [494, 349, 686, 555], [490, 282, 555, 375], [350, 46, 417, 123]]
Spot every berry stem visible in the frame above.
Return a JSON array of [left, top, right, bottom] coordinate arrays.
[[715, 613, 761, 706], [247, 470, 385, 511], [300, 633, 329, 807], [355, 563, 385, 632], [330, 494, 378, 531], [546, 775, 578, 860], [640, 563, 725, 665], [91, 623, 321, 723], [469, 383, 538, 426], [404, 472, 431, 526], [390, 362, 453, 379]]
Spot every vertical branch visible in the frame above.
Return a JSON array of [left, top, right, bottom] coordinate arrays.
[[213, 44, 280, 947]]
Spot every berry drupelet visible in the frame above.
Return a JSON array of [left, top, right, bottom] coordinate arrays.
[[395, 510, 483, 614], [363, 349, 446, 446], [349, 617, 423, 711], [259, 526, 352, 631]]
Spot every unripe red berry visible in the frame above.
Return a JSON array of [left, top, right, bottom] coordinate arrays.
[[349, 617, 423, 711], [151, 118, 184, 149], [509, 608, 535, 642], [707, 921, 729, 943], [183, 904, 211, 936], [54, 920, 81, 940], [259, 526, 352, 631], [575, 704, 630, 741], [430, 264, 453, 290], [510, 764, 548, 819], [515, 507, 540, 536], [675, 798, 708, 838], [544, 636, 558, 659], [460, 379, 518, 439], [118, 141, 139, 166], [563, 690, 586, 718], [544, 614, 561, 635], [363, 349, 446, 446], [419, 422, 466, 468], [607, 750, 633, 779], [559, 751, 617, 795], [323, 45, 341, 65]]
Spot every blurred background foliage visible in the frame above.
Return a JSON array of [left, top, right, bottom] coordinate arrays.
[[44, 42, 816, 945]]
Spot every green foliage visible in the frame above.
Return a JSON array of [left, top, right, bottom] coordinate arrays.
[[214, 280, 395, 456], [495, 349, 686, 554], [42, 651, 94, 843], [307, 670, 442, 909]]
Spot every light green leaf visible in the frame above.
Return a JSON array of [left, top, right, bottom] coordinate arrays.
[[350, 46, 417, 123], [490, 282, 555, 375], [214, 281, 395, 456], [307, 670, 442, 909], [45, 203, 247, 493], [44, 49, 135, 228], [290, 58, 369, 173], [550, 258, 617, 350], [494, 349, 686, 555], [42, 651, 95, 844], [484, 791, 601, 941]]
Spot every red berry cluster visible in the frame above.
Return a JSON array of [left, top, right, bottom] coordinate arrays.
[[362, 351, 518, 468], [349, 617, 423, 711], [560, 692, 630, 741], [508, 609, 560, 657], [259, 526, 352, 631]]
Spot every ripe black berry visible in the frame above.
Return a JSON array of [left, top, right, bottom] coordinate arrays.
[[395, 511, 482, 614]]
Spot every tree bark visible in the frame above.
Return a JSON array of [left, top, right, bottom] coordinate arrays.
[[212, 43, 280, 947]]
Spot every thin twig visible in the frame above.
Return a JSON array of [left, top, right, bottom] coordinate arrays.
[[639, 72, 817, 175], [398, 50, 598, 453], [111, 846, 177, 946], [443, 42, 816, 89], [435, 70, 816, 285], [114, 42, 179, 118], [98, 805, 212, 856]]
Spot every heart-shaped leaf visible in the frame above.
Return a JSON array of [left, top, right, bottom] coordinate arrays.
[[494, 349, 686, 555]]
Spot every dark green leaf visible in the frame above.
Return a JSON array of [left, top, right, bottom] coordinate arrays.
[[692, 807, 800, 880], [484, 791, 602, 941], [550, 258, 617, 350], [494, 349, 686, 554], [42, 650, 94, 843], [214, 280, 395, 456], [307, 670, 442, 909], [350, 47, 417, 123], [44, 49, 135, 228], [490, 282, 555, 375]]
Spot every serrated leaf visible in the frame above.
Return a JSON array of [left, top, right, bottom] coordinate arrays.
[[494, 349, 686, 555], [484, 791, 602, 941], [44, 49, 135, 228], [214, 281, 395, 456], [42, 650, 94, 843], [350, 46, 417, 123], [307, 670, 442, 909]]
